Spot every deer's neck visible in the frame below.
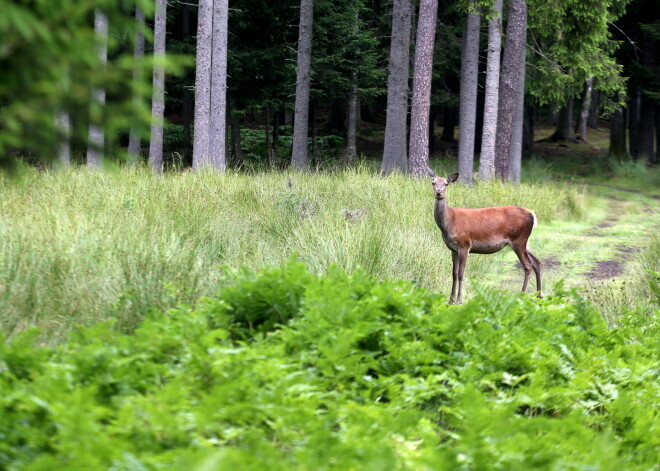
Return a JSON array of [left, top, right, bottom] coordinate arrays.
[[434, 197, 453, 236]]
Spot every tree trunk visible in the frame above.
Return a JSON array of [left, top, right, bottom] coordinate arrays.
[[128, 8, 145, 164], [457, 6, 481, 184], [182, 3, 192, 166], [148, 0, 167, 173], [381, 0, 411, 173], [192, 0, 213, 169], [477, 0, 503, 181], [608, 105, 626, 158], [345, 80, 359, 162], [508, 20, 527, 183], [494, 0, 526, 182], [208, 0, 229, 171], [576, 77, 593, 143], [549, 96, 576, 142], [87, 10, 108, 168], [291, 0, 314, 170], [408, 0, 438, 178]]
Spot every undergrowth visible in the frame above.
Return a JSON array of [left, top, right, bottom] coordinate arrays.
[[0, 259, 657, 469]]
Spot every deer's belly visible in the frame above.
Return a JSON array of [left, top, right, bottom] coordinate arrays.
[[469, 239, 510, 254]]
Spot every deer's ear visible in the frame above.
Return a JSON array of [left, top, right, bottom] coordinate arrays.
[[448, 173, 459, 183]]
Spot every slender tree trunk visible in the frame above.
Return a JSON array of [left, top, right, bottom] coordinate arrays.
[[87, 10, 108, 168], [609, 105, 627, 158], [182, 3, 192, 166], [494, 0, 526, 181], [148, 0, 167, 173], [291, 0, 314, 170], [128, 8, 145, 164], [381, 0, 411, 173], [457, 6, 481, 184], [576, 77, 593, 143], [192, 0, 213, 169], [508, 21, 527, 183], [478, 0, 503, 181], [409, 0, 438, 177], [550, 98, 576, 142], [209, 0, 229, 170]]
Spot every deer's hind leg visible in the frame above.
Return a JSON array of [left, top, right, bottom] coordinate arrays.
[[527, 250, 543, 297], [511, 242, 533, 293]]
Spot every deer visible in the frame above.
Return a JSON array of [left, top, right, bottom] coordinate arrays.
[[428, 169, 542, 304]]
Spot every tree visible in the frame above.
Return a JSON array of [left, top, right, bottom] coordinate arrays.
[[508, 23, 528, 183], [576, 77, 594, 143], [148, 0, 167, 173], [209, 0, 229, 171], [478, 0, 503, 182], [193, 0, 228, 171], [409, 0, 439, 177], [381, 0, 412, 173], [128, 7, 146, 164], [291, 0, 315, 170], [87, 10, 109, 168], [457, 5, 481, 184], [494, 0, 527, 181]]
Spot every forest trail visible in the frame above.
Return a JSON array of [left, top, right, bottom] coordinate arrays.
[[526, 184, 659, 290]]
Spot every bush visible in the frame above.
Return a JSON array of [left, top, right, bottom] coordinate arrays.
[[1, 260, 658, 469]]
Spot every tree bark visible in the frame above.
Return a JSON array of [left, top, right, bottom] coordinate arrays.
[[408, 0, 438, 178], [587, 86, 599, 129], [381, 0, 411, 173], [182, 3, 192, 166], [148, 0, 167, 173], [477, 0, 503, 181], [508, 20, 527, 183], [494, 0, 527, 182], [550, 98, 576, 142], [56, 110, 71, 166], [576, 77, 593, 143], [87, 10, 108, 168], [457, 6, 481, 184], [291, 0, 314, 170], [128, 8, 145, 164], [209, 0, 229, 171], [192, 0, 213, 169], [345, 80, 359, 162]]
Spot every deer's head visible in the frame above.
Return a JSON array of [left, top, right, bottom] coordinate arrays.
[[431, 173, 459, 200]]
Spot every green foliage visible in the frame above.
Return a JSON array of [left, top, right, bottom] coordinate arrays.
[[0, 0, 190, 168], [0, 260, 658, 469]]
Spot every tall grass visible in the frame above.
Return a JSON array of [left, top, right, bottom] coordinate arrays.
[[0, 166, 586, 341]]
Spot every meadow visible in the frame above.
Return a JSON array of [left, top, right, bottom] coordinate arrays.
[[0, 158, 658, 469], [0, 162, 591, 340]]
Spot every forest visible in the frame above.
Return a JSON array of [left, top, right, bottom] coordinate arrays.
[[0, 0, 659, 469]]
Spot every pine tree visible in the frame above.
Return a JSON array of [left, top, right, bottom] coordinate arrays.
[[87, 10, 108, 168], [148, 0, 167, 173]]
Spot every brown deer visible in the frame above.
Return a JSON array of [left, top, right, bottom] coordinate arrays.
[[428, 170, 542, 304]]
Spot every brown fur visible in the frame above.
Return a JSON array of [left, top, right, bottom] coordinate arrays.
[[430, 173, 542, 304]]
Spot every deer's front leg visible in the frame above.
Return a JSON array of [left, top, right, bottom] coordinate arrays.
[[449, 249, 459, 304], [456, 248, 469, 305]]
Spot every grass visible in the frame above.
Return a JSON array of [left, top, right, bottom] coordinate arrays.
[[0, 164, 589, 342]]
